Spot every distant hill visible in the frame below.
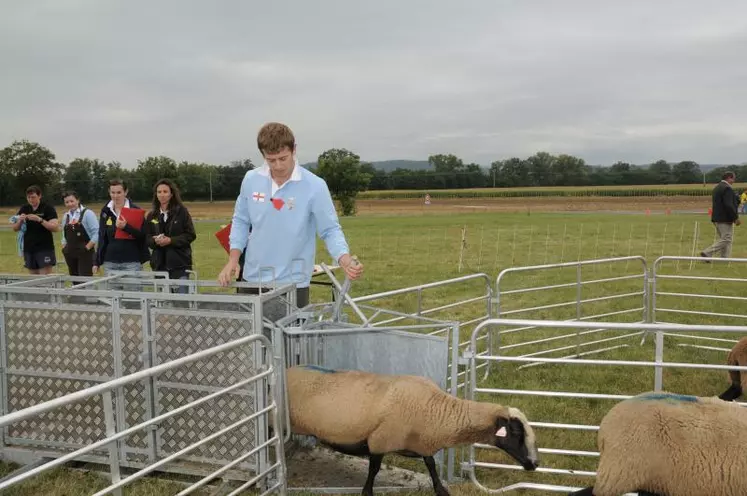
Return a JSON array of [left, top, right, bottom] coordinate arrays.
[[302, 159, 432, 172]]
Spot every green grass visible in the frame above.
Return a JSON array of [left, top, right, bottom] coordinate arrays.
[[0, 208, 745, 495]]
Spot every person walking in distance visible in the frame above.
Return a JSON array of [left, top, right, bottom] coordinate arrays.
[[60, 191, 99, 281], [144, 179, 196, 293], [218, 122, 363, 310], [701, 171, 741, 260], [12, 185, 59, 275]]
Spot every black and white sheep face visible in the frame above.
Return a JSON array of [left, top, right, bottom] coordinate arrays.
[[493, 408, 539, 471]]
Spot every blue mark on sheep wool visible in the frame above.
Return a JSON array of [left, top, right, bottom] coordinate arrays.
[[301, 365, 337, 374], [632, 392, 698, 403]]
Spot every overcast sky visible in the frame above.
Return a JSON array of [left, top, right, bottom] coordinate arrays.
[[2, 0, 746, 168]]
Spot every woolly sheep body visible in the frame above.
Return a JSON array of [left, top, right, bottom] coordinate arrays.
[[718, 336, 747, 401], [285, 365, 538, 496], [570, 392, 747, 496]]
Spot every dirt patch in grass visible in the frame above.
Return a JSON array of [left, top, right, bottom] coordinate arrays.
[[285, 445, 432, 491]]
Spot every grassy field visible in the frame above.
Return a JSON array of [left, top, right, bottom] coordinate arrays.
[[0, 202, 745, 495]]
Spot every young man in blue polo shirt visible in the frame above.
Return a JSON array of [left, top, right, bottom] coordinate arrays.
[[218, 122, 363, 309]]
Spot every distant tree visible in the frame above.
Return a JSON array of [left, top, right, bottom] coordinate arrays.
[[649, 159, 671, 184], [552, 154, 588, 186], [0, 139, 64, 205], [315, 148, 371, 216], [64, 158, 104, 202], [497, 158, 530, 187], [526, 152, 556, 186], [136, 156, 178, 195], [672, 161, 702, 184], [428, 154, 464, 172], [90, 160, 109, 201]]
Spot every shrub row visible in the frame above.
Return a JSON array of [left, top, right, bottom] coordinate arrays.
[[359, 188, 713, 200]]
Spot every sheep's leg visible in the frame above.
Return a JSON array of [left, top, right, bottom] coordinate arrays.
[[423, 456, 449, 496], [566, 487, 662, 496], [566, 488, 593, 495], [718, 383, 742, 401], [362, 454, 383, 496]]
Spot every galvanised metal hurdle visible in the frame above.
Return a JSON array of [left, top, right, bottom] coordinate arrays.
[[462, 318, 747, 495], [0, 333, 286, 496], [493, 257, 649, 369]]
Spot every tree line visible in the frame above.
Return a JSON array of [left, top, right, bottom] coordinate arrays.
[[366, 153, 744, 190], [1, 139, 744, 211]]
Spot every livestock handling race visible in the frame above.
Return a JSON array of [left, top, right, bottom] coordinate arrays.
[[2, 141, 747, 496]]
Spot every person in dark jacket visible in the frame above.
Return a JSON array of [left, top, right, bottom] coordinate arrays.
[[144, 179, 196, 293], [701, 171, 741, 260], [94, 179, 150, 275]]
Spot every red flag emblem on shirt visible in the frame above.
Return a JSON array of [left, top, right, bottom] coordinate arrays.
[[271, 198, 285, 210]]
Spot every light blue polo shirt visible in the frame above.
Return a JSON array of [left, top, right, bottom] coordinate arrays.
[[228, 161, 349, 288]]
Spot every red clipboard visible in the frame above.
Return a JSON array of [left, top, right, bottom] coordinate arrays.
[[215, 223, 232, 253], [114, 207, 145, 239]]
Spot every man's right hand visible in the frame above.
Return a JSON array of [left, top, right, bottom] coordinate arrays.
[[737, 219, 742, 226], [218, 260, 240, 287]]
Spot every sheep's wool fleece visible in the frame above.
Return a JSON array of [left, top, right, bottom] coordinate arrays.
[[285, 365, 509, 456], [592, 391, 747, 496]]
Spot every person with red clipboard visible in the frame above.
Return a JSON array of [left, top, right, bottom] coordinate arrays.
[[93, 179, 150, 275]]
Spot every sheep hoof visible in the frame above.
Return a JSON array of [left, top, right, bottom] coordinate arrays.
[[435, 486, 450, 496]]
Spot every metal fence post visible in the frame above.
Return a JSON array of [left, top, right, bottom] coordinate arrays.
[[575, 263, 582, 357], [447, 322, 461, 483], [103, 390, 123, 496], [0, 299, 6, 449]]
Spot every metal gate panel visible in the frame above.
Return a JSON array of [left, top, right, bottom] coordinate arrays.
[[3, 304, 115, 458], [319, 329, 450, 390], [151, 308, 258, 468]]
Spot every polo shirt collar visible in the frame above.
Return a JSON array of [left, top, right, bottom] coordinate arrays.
[[258, 159, 303, 183]]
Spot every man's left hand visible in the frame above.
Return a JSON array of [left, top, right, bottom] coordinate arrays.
[[339, 254, 363, 280]]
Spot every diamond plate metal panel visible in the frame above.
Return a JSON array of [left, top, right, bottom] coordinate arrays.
[[5, 375, 110, 457], [152, 310, 258, 466], [153, 312, 255, 387], [156, 386, 256, 467], [5, 307, 114, 378]]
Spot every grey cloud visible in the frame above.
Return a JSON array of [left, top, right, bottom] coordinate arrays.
[[1, 0, 746, 168]]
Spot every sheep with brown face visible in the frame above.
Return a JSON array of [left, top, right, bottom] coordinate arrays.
[[568, 391, 747, 496], [718, 336, 747, 401], [284, 364, 539, 496]]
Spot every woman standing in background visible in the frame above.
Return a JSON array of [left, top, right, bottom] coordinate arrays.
[[94, 179, 150, 275], [144, 179, 196, 293], [60, 190, 99, 280]]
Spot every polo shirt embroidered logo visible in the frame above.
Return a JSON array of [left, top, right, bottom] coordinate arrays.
[[271, 198, 285, 210], [252, 192, 266, 202]]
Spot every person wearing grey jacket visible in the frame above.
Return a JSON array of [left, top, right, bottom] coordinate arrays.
[[701, 171, 741, 260]]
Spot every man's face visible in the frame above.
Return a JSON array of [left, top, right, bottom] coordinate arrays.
[[26, 192, 40, 207], [263, 147, 295, 179]]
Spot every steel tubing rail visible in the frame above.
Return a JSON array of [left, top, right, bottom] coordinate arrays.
[[351, 273, 492, 303]]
